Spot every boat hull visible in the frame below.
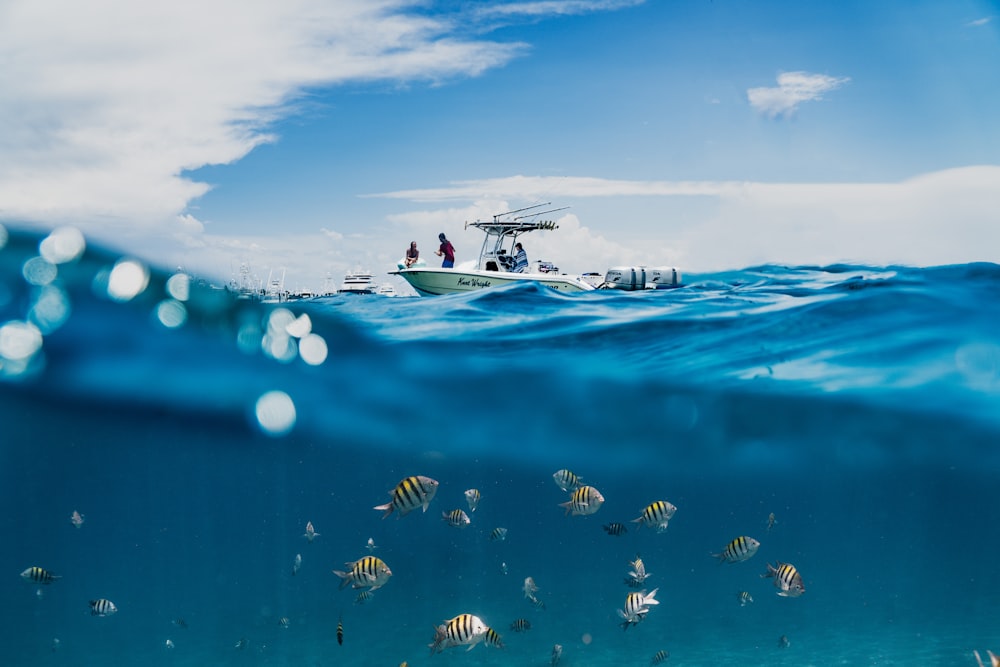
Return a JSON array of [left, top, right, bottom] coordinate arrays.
[[390, 268, 595, 296]]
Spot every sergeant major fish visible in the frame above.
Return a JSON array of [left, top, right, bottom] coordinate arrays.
[[651, 649, 670, 665], [489, 527, 508, 542], [632, 500, 677, 532], [442, 509, 471, 528], [552, 469, 581, 492], [483, 626, 505, 648], [618, 588, 659, 629], [21, 566, 60, 585], [737, 591, 754, 607], [90, 599, 117, 617], [428, 613, 489, 654], [70, 511, 84, 528], [763, 561, 805, 597], [603, 522, 628, 536], [333, 555, 393, 591], [560, 485, 604, 516], [303, 521, 320, 542], [464, 489, 481, 512], [375, 475, 439, 518], [291, 553, 302, 576], [712, 536, 760, 564], [510, 618, 531, 632]]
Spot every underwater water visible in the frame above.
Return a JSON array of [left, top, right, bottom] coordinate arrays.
[[2, 226, 1000, 666]]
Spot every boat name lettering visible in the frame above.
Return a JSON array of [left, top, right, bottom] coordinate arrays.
[[457, 277, 492, 288]]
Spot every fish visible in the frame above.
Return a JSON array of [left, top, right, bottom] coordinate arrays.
[[712, 536, 760, 564], [651, 649, 670, 665], [292, 553, 302, 576], [632, 500, 677, 532], [551, 644, 563, 665], [509, 618, 531, 632], [303, 521, 320, 542], [165, 639, 174, 649], [766, 512, 777, 533], [464, 488, 481, 512], [618, 588, 659, 628], [603, 522, 628, 536], [523, 576, 539, 598], [333, 555, 393, 591], [528, 595, 546, 610], [560, 485, 605, 516], [974, 650, 1000, 667], [626, 556, 651, 586], [172, 617, 188, 629], [428, 613, 489, 654], [366, 537, 377, 552], [442, 508, 471, 528], [375, 475, 440, 518], [354, 590, 374, 605], [278, 616, 290, 628], [483, 627, 505, 648], [70, 511, 84, 528], [778, 635, 790, 648], [763, 561, 805, 597], [737, 591, 754, 606], [552, 469, 581, 492], [234, 638, 248, 650], [337, 616, 344, 645], [489, 527, 508, 542], [89, 599, 117, 617], [21, 566, 60, 585]]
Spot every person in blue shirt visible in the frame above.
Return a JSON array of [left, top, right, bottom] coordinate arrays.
[[513, 242, 528, 273]]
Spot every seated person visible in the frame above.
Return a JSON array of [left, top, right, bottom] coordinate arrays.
[[513, 243, 528, 273], [404, 241, 419, 267]]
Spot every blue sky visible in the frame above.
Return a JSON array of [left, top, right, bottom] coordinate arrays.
[[1, 0, 998, 292]]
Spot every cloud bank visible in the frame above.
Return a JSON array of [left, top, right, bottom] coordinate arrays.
[[747, 71, 851, 117]]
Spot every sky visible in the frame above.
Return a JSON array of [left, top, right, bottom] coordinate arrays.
[[1, 0, 999, 293]]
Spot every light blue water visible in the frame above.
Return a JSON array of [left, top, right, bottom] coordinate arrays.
[[2, 227, 999, 666]]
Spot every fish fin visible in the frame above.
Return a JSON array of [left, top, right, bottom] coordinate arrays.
[[373, 503, 394, 518]]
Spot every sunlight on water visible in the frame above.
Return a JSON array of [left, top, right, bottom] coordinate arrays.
[[107, 258, 149, 301], [38, 226, 86, 264], [255, 389, 297, 435]]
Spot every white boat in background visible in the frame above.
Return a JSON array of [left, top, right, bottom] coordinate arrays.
[[389, 204, 682, 297], [338, 270, 378, 295]]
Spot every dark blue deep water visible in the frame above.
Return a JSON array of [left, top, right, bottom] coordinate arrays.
[[2, 227, 1000, 666]]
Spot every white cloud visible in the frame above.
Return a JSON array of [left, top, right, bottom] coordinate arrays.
[[476, 0, 645, 18], [966, 16, 992, 27], [747, 71, 850, 118], [0, 0, 527, 234]]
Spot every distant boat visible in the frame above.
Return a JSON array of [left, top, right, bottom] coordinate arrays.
[[338, 271, 377, 295]]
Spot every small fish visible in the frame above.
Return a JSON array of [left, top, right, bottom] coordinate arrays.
[[651, 649, 670, 665], [354, 590, 374, 605], [618, 588, 659, 628], [552, 469, 581, 492], [712, 536, 760, 564], [337, 616, 344, 645], [21, 566, 60, 585], [763, 561, 805, 598], [489, 527, 508, 542], [165, 639, 175, 649], [974, 650, 1000, 667], [523, 577, 539, 598], [778, 635, 790, 648], [528, 595, 546, 610], [464, 488, 481, 512], [70, 511, 85, 528], [603, 522, 628, 536], [366, 537, 377, 552], [483, 626, 505, 648], [551, 644, 563, 665], [303, 521, 320, 542], [632, 500, 677, 532], [766, 512, 777, 533], [278, 617, 290, 629], [626, 556, 651, 586], [234, 638, 248, 650], [499, 562, 508, 575], [442, 508, 471, 528], [509, 618, 531, 632], [375, 475, 439, 518], [428, 613, 489, 654], [560, 485, 605, 516], [89, 599, 117, 617], [292, 553, 302, 576], [172, 617, 188, 629], [737, 591, 754, 607], [333, 555, 393, 591]]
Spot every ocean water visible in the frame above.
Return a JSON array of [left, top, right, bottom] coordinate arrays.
[[2, 226, 1000, 666]]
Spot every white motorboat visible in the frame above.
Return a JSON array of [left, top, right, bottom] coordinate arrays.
[[390, 204, 598, 296], [337, 271, 378, 295]]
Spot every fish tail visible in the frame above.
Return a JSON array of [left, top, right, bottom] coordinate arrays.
[[373, 502, 394, 518]]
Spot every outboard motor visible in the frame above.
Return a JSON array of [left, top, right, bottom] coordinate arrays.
[[603, 266, 647, 290], [646, 266, 682, 288]]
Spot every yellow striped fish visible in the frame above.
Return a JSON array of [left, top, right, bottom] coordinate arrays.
[[559, 485, 604, 516], [374, 476, 439, 518], [763, 561, 805, 597], [428, 613, 488, 654], [712, 536, 760, 563], [618, 588, 659, 628], [552, 469, 581, 492], [441, 509, 471, 528], [464, 488, 481, 512], [631, 500, 677, 531], [483, 627, 504, 648], [651, 649, 670, 665], [89, 599, 117, 617], [21, 566, 60, 585], [333, 555, 392, 591], [737, 591, 754, 606]]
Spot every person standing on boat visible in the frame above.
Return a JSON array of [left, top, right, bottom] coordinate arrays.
[[404, 241, 419, 267], [435, 233, 455, 268], [513, 242, 528, 273]]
